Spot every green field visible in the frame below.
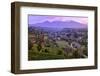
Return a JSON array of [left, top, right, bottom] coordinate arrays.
[[28, 40, 87, 60]]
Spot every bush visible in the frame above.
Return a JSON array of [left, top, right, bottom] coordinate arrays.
[[37, 44, 42, 51]]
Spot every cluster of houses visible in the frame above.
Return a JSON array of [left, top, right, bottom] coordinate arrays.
[[29, 28, 87, 48]]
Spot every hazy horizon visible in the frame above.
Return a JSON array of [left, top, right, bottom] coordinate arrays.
[[28, 15, 88, 29], [29, 15, 88, 24]]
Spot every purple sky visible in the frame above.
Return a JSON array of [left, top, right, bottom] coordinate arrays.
[[28, 15, 88, 25]]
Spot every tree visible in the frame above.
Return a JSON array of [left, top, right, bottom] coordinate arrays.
[[37, 43, 42, 51], [57, 50, 63, 55], [44, 49, 49, 53]]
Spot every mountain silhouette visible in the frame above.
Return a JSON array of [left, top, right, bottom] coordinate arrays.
[[29, 20, 87, 29]]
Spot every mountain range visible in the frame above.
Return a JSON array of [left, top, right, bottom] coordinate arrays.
[[29, 20, 87, 29]]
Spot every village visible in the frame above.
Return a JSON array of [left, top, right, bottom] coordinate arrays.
[[28, 26, 88, 60]]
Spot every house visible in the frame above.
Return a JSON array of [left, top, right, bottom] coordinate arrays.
[[71, 42, 81, 49]]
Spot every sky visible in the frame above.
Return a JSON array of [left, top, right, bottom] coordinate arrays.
[[28, 15, 88, 25]]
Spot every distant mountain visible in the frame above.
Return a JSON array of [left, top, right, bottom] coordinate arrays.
[[29, 20, 87, 29]]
